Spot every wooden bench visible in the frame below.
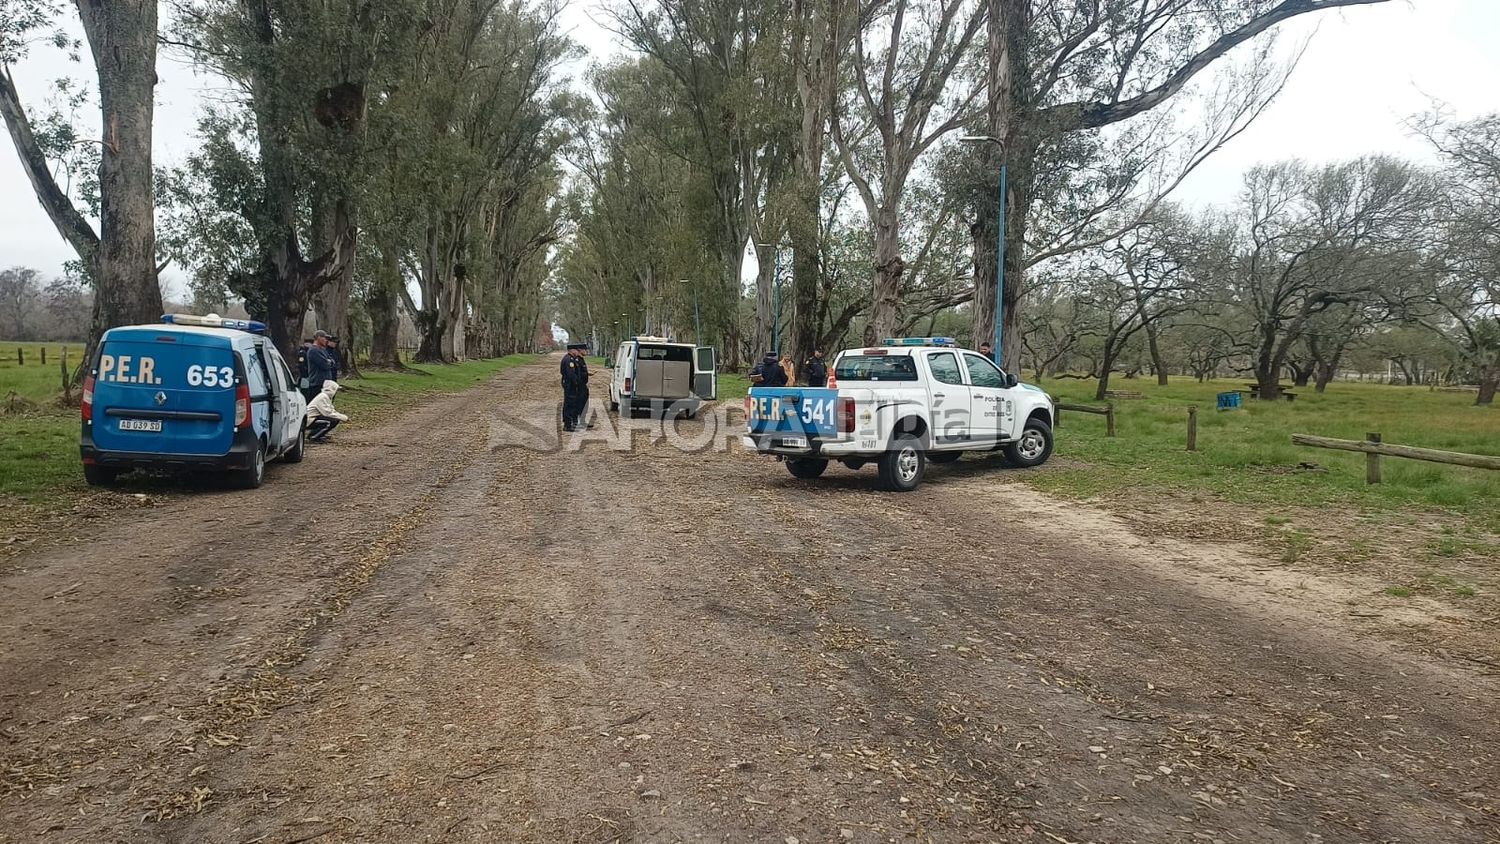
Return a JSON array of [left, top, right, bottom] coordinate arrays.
[[1238, 388, 1297, 402]]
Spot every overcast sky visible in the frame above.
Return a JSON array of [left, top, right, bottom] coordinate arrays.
[[1, 0, 1496, 287]]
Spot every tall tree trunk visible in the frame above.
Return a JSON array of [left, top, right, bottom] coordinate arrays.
[[1094, 344, 1118, 401], [1290, 359, 1313, 388], [314, 205, 358, 378], [865, 206, 903, 343], [76, 0, 163, 337], [1476, 362, 1497, 406], [787, 0, 840, 380], [1147, 323, 1167, 385], [1314, 348, 1342, 393], [366, 248, 402, 369]]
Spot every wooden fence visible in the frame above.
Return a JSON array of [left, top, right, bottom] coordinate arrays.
[[1292, 432, 1500, 484], [1055, 401, 1116, 437]]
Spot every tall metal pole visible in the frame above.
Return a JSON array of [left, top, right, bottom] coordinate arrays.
[[995, 165, 1007, 366], [694, 285, 701, 344], [772, 247, 782, 354]]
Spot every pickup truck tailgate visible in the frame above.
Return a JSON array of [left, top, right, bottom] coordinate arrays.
[[747, 388, 841, 443]]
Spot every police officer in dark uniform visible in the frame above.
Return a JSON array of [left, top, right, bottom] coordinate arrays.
[[561, 342, 591, 431], [803, 349, 827, 387]]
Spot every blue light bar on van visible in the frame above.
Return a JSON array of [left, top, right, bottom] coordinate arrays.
[[162, 313, 268, 334], [883, 337, 955, 347]]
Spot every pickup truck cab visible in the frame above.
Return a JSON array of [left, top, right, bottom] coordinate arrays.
[[742, 337, 1055, 491], [80, 314, 308, 489]]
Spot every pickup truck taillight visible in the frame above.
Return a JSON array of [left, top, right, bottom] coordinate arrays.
[[81, 375, 95, 421], [234, 382, 250, 428], [623, 377, 633, 395], [837, 397, 855, 433]]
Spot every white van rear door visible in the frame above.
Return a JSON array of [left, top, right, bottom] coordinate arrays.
[[694, 347, 717, 400]]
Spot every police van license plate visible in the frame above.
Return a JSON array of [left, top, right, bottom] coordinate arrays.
[[119, 419, 162, 432]]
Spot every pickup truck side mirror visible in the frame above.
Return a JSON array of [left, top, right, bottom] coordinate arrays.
[[1005, 372, 1019, 388]]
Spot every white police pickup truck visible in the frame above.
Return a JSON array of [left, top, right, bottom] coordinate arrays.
[[742, 337, 1055, 491]]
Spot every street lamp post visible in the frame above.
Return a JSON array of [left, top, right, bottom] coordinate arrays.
[[756, 242, 788, 354], [679, 278, 700, 343], [960, 135, 1006, 366]]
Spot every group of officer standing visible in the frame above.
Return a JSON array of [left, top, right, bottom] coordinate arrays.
[[556, 342, 829, 432], [750, 349, 827, 388], [560, 342, 592, 431]]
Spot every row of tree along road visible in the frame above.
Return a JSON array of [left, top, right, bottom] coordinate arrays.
[[1, 1, 1495, 404]]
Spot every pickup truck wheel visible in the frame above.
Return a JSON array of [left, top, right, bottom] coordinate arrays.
[[1004, 417, 1054, 468], [928, 451, 962, 464], [878, 434, 926, 492], [786, 458, 828, 479]]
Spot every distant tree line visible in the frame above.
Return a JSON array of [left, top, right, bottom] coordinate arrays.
[[2, 0, 572, 371]]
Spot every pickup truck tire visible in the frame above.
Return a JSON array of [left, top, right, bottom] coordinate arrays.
[[785, 458, 828, 479], [928, 451, 963, 464], [1004, 417, 1054, 468], [878, 434, 926, 492]]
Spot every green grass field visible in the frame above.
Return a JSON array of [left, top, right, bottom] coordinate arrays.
[[0, 354, 535, 504], [1033, 377, 1500, 532], [0, 342, 85, 408]]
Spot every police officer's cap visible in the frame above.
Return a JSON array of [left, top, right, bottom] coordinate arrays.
[[566, 342, 588, 350]]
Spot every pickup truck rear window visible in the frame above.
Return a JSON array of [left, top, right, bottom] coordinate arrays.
[[835, 355, 917, 381]]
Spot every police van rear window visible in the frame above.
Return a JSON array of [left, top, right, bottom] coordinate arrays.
[[637, 345, 693, 362], [835, 355, 917, 381]]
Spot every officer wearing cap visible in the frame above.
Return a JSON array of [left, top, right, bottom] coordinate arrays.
[[304, 331, 336, 401], [803, 349, 827, 387], [561, 343, 591, 431]]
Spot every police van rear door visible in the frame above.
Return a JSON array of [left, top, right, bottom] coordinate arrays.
[[693, 346, 717, 400], [90, 327, 237, 456]]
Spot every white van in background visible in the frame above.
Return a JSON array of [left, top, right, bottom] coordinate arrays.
[[608, 336, 718, 417]]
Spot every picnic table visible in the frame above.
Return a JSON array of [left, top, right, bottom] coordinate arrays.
[[1241, 384, 1297, 402]]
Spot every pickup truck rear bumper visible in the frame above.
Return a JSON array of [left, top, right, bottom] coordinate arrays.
[[741, 434, 865, 458]]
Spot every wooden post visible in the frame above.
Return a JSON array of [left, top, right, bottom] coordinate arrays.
[[41, 346, 46, 365], [1366, 432, 1382, 485], [16, 346, 23, 366], [1106, 402, 1116, 438], [1187, 406, 1198, 451]]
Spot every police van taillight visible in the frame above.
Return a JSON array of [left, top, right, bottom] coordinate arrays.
[[837, 397, 855, 433], [81, 375, 96, 422], [234, 382, 250, 428]]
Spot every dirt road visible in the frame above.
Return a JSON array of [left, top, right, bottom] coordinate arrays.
[[2, 358, 1495, 843]]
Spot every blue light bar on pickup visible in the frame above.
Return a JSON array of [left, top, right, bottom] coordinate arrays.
[[883, 337, 956, 347], [162, 313, 269, 334]]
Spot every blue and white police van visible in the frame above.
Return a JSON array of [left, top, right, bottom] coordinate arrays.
[[80, 314, 309, 489]]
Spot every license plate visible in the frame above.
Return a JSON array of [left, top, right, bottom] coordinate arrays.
[[779, 436, 808, 448], [119, 419, 162, 432]]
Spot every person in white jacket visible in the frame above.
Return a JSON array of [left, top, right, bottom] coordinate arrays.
[[305, 380, 349, 442]]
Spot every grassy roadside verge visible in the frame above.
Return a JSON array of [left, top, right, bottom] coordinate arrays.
[[0, 355, 537, 510], [1030, 377, 1499, 532]]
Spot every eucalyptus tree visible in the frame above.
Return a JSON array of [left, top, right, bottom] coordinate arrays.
[[830, 0, 985, 342], [968, 0, 1392, 370], [1, 0, 162, 346], [612, 0, 796, 366]]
